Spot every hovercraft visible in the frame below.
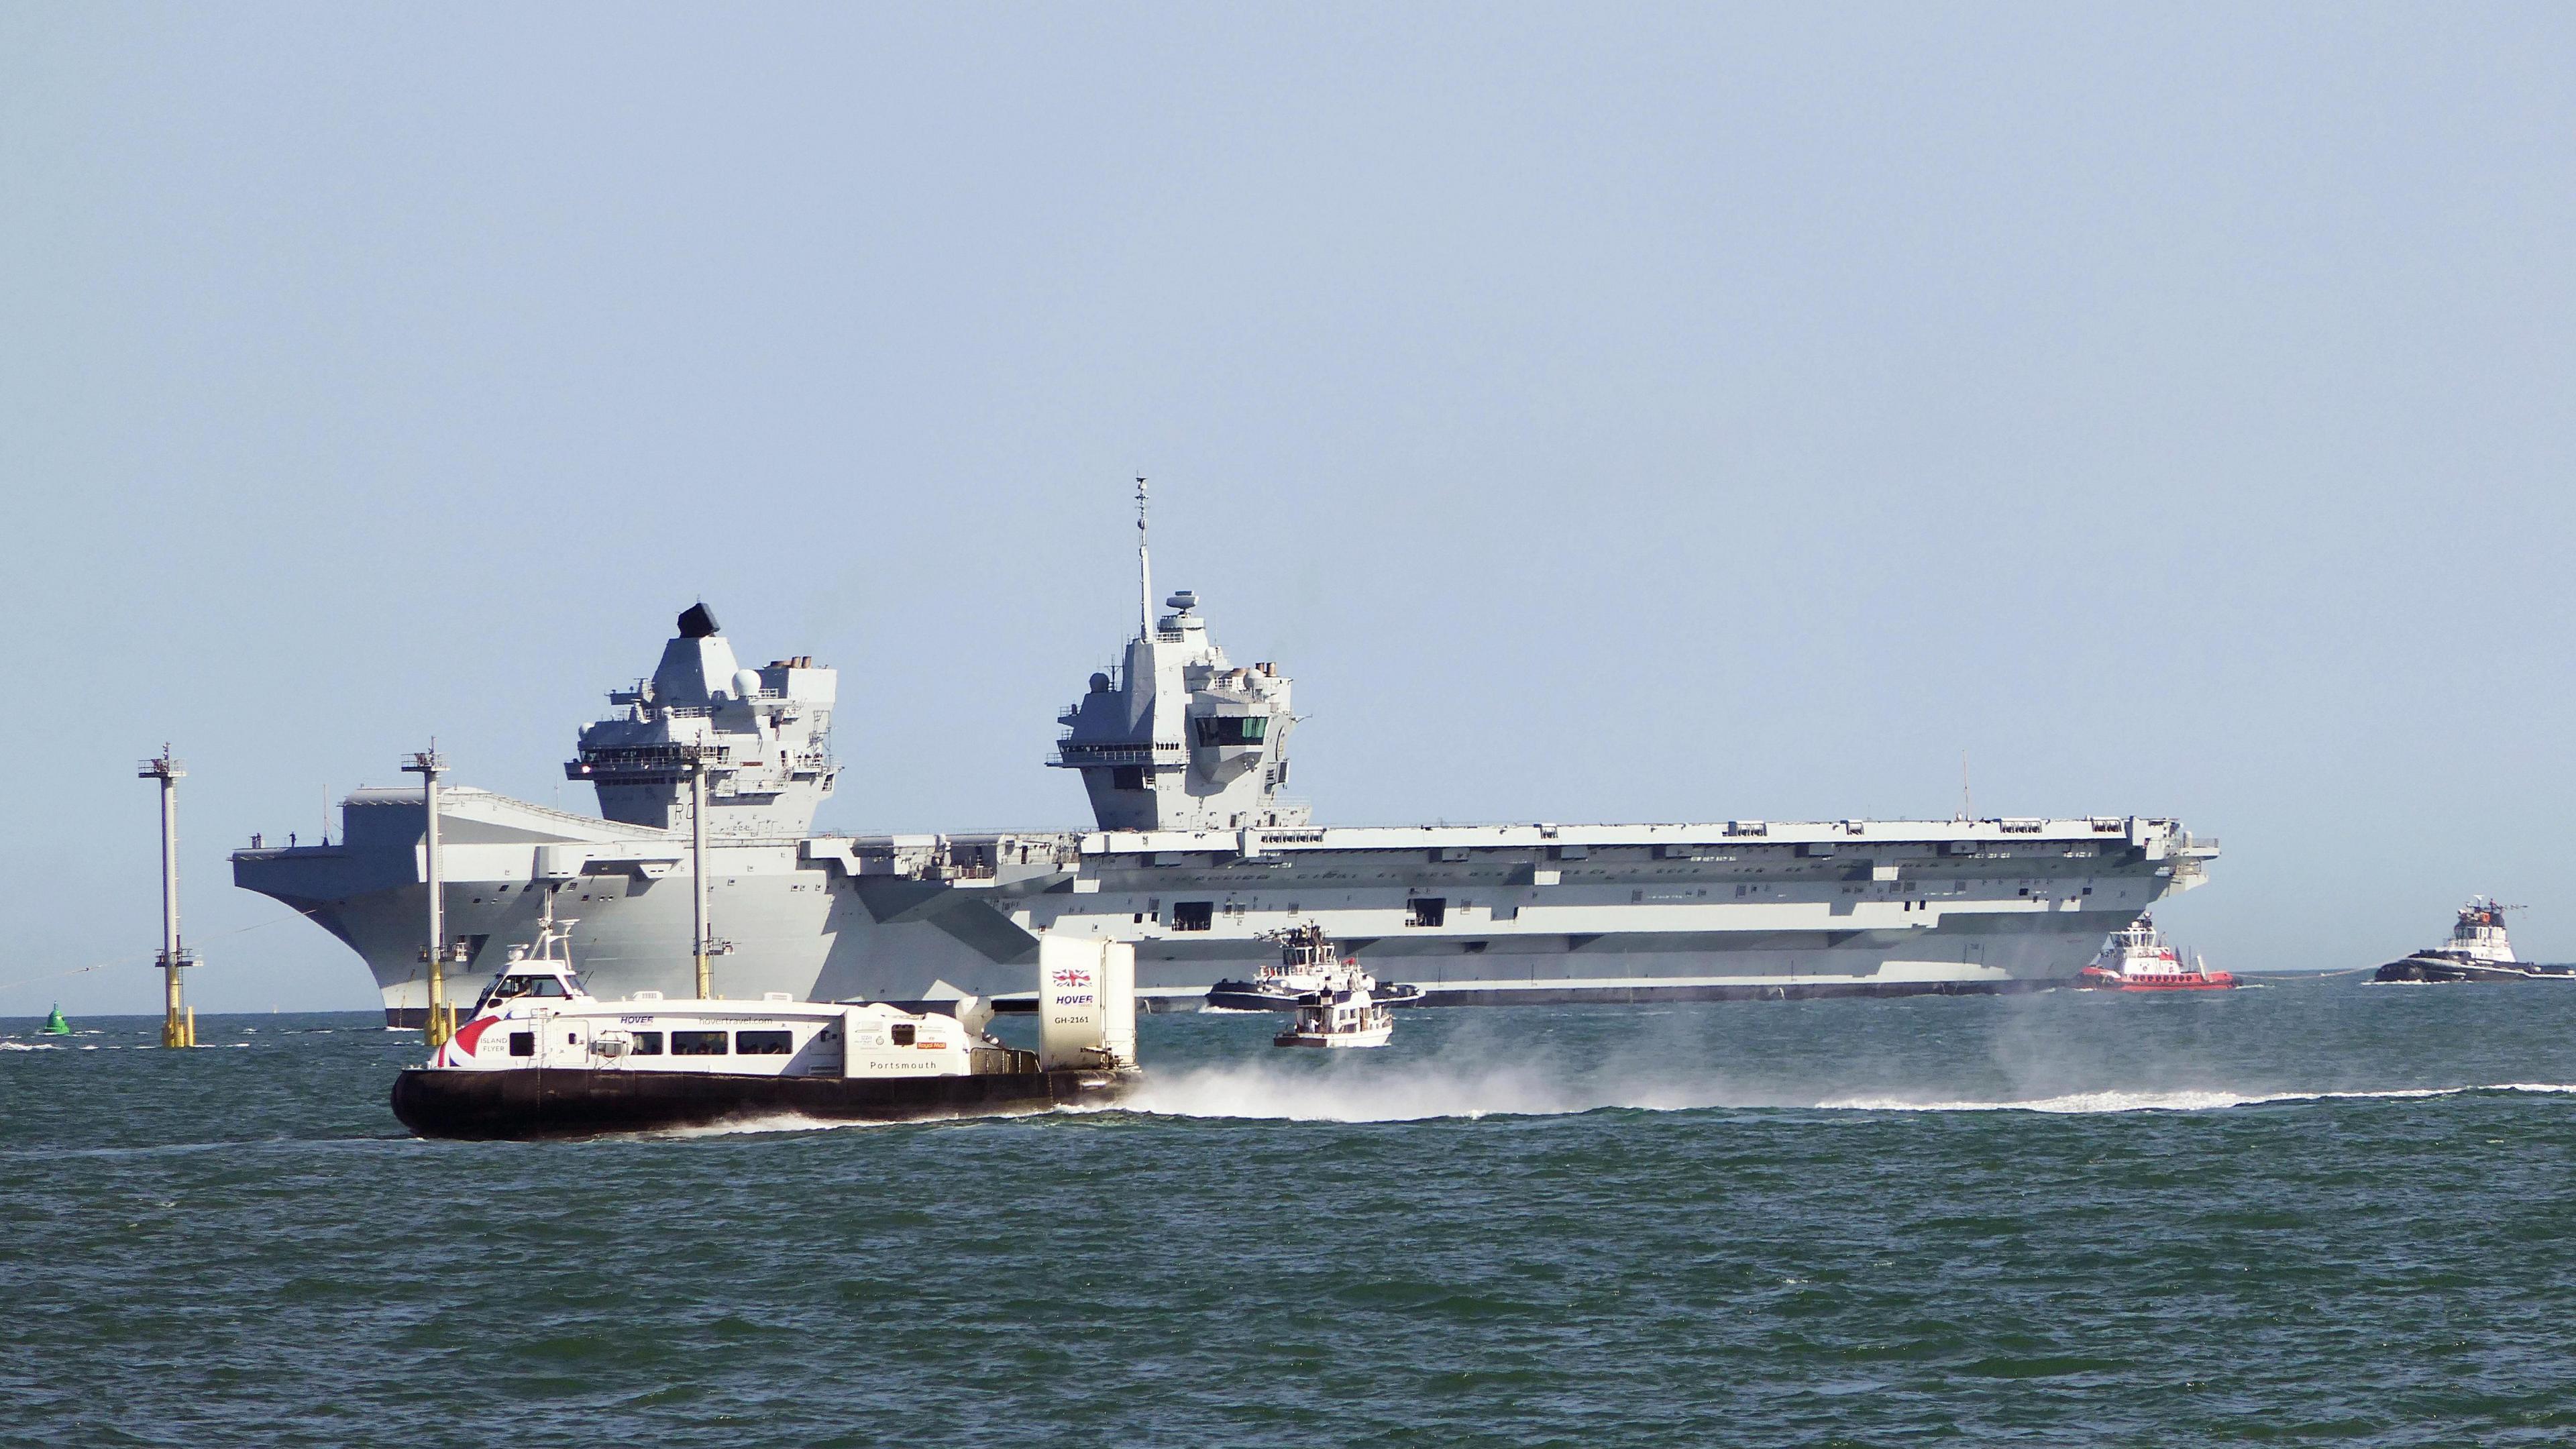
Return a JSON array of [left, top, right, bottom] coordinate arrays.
[[390, 918, 1138, 1140]]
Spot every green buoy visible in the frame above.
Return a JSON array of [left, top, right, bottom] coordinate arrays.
[[42, 1004, 70, 1036]]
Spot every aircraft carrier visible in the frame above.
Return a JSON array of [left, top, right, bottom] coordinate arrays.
[[235, 498, 2217, 1022]]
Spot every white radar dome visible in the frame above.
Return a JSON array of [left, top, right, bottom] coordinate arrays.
[[732, 669, 763, 700]]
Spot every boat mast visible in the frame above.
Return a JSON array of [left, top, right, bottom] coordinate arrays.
[[137, 745, 195, 1049]]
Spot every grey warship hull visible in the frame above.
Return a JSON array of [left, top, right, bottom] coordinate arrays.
[[239, 791, 2214, 1022]]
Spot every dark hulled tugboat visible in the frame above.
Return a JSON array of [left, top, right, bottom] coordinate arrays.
[[1206, 923, 1422, 1010], [2373, 898, 2573, 983]]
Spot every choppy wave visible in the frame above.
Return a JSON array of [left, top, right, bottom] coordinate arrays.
[[1817, 1087, 2436, 1114]]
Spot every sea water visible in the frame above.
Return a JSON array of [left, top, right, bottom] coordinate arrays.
[[3, 975, 2572, 1446]]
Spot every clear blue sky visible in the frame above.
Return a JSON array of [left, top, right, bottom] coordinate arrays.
[[5, 4, 2571, 1014]]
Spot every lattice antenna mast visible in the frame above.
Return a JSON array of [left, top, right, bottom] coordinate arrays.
[[1136, 476, 1153, 640]]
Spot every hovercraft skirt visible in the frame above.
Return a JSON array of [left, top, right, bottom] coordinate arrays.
[[391, 1067, 1128, 1141]]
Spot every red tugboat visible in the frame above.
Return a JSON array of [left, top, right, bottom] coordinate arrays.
[[2076, 914, 2237, 991]]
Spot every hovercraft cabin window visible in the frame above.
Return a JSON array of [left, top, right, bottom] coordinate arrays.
[[735, 1030, 793, 1055], [631, 1032, 663, 1055], [672, 1030, 729, 1056], [1173, 900, 1215, 932], [508, 1031, 534, 1057], [1192, 716, 1268, 747]]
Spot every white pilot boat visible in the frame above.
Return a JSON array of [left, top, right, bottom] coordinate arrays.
[[1274, 982, 1393, 1049], [1271, 932, 1395, 1049], [389, 922, 1138, 1139]]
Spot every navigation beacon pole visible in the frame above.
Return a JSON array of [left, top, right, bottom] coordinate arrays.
[[402, 745, 458, 1048], [138, 747, 195, 1048], [692, 749, 711, 998], [680, 743, 729, 998]]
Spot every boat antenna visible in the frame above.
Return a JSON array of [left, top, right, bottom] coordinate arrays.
[[1957, 749, 1972, 822], [1135, 476, 1153, 640]]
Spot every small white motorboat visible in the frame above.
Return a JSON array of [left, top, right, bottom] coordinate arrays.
[[1272, 938, 1395, 1049]]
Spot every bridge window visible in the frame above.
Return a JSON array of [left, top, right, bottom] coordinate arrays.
[[672, 1030, 729, 1056], [1173, 901, 1215, 931], [1193, 716, 1269, 747], [735, 1030, 793, 1055], [489, 975, 568, 1002]]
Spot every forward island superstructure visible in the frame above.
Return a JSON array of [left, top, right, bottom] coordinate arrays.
[[236, 498, 2217, 1022]]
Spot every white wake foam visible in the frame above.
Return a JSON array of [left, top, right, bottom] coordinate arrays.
[[630, 1112, 890, 1140], [1116, 1059, 1727, 1122], [1104, 1060, 2576, 1124], [615, 1106, 1060, 1142]]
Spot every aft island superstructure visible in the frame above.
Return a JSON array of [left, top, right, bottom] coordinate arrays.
[[235, 497, 2217, 1022]]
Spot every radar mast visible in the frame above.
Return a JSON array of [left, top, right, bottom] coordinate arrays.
[[1136, 476, 1153, 641]]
